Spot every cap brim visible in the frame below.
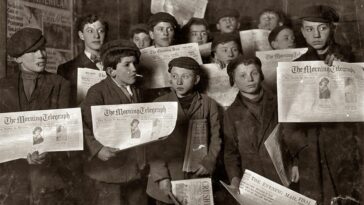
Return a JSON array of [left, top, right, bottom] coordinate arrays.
[[301, 17, 330, 23], [24, 36, 46, 54]]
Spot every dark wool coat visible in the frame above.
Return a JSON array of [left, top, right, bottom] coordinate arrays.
[[223, 89, 282, 184], [146, 91, 221, 203], [81, 76, 146, 183]]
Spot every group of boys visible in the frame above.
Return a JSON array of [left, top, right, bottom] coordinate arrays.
[[0, 3, 362, 205]]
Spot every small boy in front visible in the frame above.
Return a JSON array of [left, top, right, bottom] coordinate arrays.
[[81, 39, 147, 205], [146, 57, 221, 204]]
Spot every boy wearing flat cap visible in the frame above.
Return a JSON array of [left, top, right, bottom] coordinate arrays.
[[57, 14, 108, 106], [215, 8, 241, 34], [129, 23, 152, 49], [281, 5, 362, 205], [1, 27, 71, 204], [295, 5, 354, 64], [148, 12, 178, 48], [211, 33, 242, 68], [147, 57, 221, 204], [81, 39, 148, 205]]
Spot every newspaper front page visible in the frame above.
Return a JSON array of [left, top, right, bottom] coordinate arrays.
[[0, 108, 83, 163], [221, 170, 317, 205], [151, 0, 208, 25], [77, 68, 107, 104], [91, 102, 178, 150], [139, 43, 203, 89], [200, 63, 239, 107], [239, 29, 272, 58], [256, 48, 308, 90], [277, 61, 364, 122], [171, 178, 214, 205]]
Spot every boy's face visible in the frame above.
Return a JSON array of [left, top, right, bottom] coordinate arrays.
[[16, 47, 47, 73], [301, 20, 331, 51], [109, 56, 138, 86], [188, 24, 208, 45], [214, 41, 240, 66], [258, 12, 281, 31], [150, 22, 175, 47], [133, 32, 152, 49], [216, 16, 240, 33], [271, 28, 296, 49], [170, 66, 200, 98], [78, 20, 106, 52], [233, 63, 262, 94]]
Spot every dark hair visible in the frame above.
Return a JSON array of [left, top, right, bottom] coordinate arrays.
[[181, 18, 210, 43], [227, 56, 263, 86], [103, 50, 140, 71], [129, 24, 149, 39], [76, 14, 109, 33], [33, 127, 42, 134], [319, 77, 329, 85], [131, 119, 139, 125]]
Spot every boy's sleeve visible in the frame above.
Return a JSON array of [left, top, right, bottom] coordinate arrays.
[[223, 112, 242, 182], [200, 99, 221, 174], [81, 86, 104, 159]]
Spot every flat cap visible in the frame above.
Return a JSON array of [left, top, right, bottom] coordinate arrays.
[[216, 8, 240, 23], [129, 23, 150, 37], [7, 27, 46, 58], [100, 39, 141, 62], [148, 12, 178, 30], [300, 5, 339, 23], [168, 57, 200, 74], [211, 33, 241, 51]]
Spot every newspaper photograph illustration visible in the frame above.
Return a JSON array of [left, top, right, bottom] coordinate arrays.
[[0, 108, 83, 163], [277, 61, 364, 122], [151, 0, 208, 25], [182, 119, 208, 172], [91, 102, 178, 150], [139, 43, 202, 88], [256, 48, 308, 90], [264, 124, 291, 187], [239, 29, 272, 58], [171, 178, 214, 205], [200, 63, 239, 107], [77, 68, 107, 104], [221, 170, 317, 205]]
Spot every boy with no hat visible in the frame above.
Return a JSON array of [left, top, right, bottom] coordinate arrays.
[[268, 25, 296, 50], [57, 14, 108, 107], [129, 23, 152, 49], [211, 33, 242, 68], [147, 57, 221, 204], [81, 39, 148, 205], [1, 27, 71, 204]]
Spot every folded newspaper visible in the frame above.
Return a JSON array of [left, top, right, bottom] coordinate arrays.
[[221, 170, 317, 205], [0, 108, 83, 163], [77, 68, 107, 104], [91, 102, 178, 150], [171, 178, 214, 205], [182, 119, 208, 172]]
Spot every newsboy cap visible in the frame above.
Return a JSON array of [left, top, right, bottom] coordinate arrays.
[[211, 33, 241, 52], [100, 39, 141, 62], [216, 8, 240, 23], [168, 57, 200, 74], [148, 12, 178, 30], [300, 5, 339, 23], [7, 27, 46, 58]]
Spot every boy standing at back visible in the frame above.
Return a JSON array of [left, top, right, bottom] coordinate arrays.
[[57, 14, 108, 106], [147, 57, 221, 204]]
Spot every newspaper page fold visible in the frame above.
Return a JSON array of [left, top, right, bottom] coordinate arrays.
[[91, 102, 178, 150], [222, 170, 317, 205], [77, 68, 107, 104], [171, 178, 214, 205], [277, 61, 364, 122], [0, 108, 83, 163]]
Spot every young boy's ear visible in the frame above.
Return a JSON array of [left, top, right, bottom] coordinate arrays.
[[194, 74, 201, 85], [271, 40, 278, 49], [78, 30, 85, 41], [106, 67, 115, 77]]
